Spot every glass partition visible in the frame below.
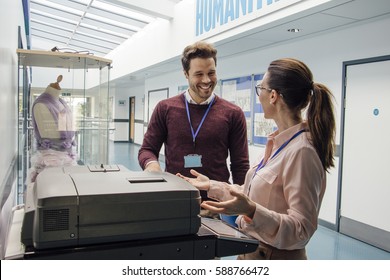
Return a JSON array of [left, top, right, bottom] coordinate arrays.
[[17, 64, 30, 204], [17, 49, 112, 203]]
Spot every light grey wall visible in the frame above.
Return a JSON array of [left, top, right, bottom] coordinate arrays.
[[0, 0, 24, 192], [0, 0, 26, 259]]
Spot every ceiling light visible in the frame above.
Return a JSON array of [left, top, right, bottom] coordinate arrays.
[[288, 28, 301, 33]]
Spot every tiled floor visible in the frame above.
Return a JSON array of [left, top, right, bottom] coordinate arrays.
[[109, 141, 390, 260]]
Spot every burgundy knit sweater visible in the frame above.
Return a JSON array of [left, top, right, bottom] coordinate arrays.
[[138, 93, 249, 194]]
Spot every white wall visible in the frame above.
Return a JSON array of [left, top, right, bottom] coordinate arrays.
[[107, 0, 196, 81], [0, 0, 24, 186], [107, 0, 348, 81], [138, 16, 390, 225], [0, 0, 26, 259]]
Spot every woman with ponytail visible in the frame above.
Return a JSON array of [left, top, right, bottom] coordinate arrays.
[[177, 58, 336, 260]]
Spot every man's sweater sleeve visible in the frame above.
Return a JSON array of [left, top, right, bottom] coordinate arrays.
[[138, 103, 167, 169]]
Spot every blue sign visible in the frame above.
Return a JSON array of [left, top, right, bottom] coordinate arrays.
[[196, 0, 284, 36]]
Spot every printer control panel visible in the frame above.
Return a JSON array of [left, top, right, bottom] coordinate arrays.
[[88, 164, 121, 172]]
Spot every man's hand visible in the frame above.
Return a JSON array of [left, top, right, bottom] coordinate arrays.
[[144, 161, 162, 172]]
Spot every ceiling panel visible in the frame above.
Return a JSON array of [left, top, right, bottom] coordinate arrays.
[[69, 39, 112, 54], [31, 29, 70, 43], [81, 17, 138, 35], [212, 0, 390, 61], [30, 13, 78, 30], [31, 32, 69, 47], [76, 25, 127, 42], [29, 0, 180, 57], [87, 6, 148, 28], [72, 33, 120, 49], [322, 0, 390, 20], [215, 37, 276, 58], [214, 9, 358, 58], [246, 13, 357, 43], [49, 0, 88, 11], [30, 2, 82, 21], [31, 24, 73, 38]]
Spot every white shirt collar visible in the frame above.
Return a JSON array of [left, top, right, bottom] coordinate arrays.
[[184, 89, 215, 105]]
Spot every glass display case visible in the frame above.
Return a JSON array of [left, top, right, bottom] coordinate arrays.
[[17, 49, 112, 203]]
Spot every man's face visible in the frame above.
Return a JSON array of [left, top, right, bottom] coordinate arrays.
[[185, 57, 217, 104]]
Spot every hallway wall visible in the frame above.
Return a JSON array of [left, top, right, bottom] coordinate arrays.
[[140, 16, 390, 226], [0, 0, 26, 259]]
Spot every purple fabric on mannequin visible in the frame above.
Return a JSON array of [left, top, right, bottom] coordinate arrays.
[[32, 92, 75, 153]]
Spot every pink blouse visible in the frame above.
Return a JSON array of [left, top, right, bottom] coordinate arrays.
[[208, 122, 326, 250]]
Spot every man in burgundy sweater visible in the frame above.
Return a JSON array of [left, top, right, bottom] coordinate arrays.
[[138, 41, 249, 201]]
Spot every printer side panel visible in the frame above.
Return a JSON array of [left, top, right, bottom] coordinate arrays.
[[77, 190, 201, 245], [189, 189, 202, 234], [21, 182, 37, 248], [74, 172, 202, 246], [32, 170, 79, 249]]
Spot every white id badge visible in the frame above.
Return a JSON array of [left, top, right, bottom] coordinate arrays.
[[184, 154, 202, 168]]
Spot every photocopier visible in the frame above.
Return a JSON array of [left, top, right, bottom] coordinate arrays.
[[9, 165, 258, 260]]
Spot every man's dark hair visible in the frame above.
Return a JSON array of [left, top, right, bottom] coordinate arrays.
[[181, 41, 217, 73]]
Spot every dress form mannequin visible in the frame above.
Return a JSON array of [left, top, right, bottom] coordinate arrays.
[[28, 75, 77, 183], [34, 77, 62, 139]]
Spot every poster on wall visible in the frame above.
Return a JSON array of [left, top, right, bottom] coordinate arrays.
[[178, 85, 188, 94], [253, 74, 277, 145], [221, 76, 252, 141]]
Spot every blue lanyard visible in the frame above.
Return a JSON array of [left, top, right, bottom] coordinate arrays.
[[185, 95, 215, 145], [253, 129, 306, 178]]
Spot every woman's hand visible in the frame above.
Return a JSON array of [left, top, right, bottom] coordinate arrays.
[[201, 188, 256, 218], [176, 169, 210, 191]]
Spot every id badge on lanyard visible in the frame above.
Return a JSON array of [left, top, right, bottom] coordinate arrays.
[[184, 154, 202, 168], [184, 95, 214, 169]]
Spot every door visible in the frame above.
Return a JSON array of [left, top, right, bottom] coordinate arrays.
[[147, 88, 169, 123], [339, 56, 390, 251], [144, 88, 169, 155]]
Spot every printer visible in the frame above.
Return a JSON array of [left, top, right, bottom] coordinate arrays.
[[11, 164, 259, 260], [22, 165, 201, 250]]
